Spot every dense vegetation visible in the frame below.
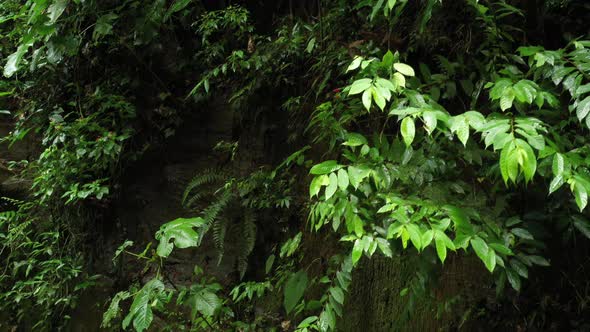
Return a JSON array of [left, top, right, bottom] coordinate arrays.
[[1, 0, 590, 331]]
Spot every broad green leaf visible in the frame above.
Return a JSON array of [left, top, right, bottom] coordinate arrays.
[[325, 173, 338, 200], [400, 117, 415, 147], [343, 133, 368, 147], [500, 88, 515, 111], [510, 259, 528, 278], [155, 217, 205, 257], [337, 169, 349, 191], [528, 255, 550, 266], [284, 270, 308, 313], [382, 51, 394, 67], [349, 78, 372, 95], [347, 56, 363, 72], [122, 279, 165, 332], [48, 0, 68, 23], [470, 236, 489, 265], [362, 88, 372, 111], [310, 175, 329, 198], [405, 224, 422, 250], [393, 63, 415, 76], [310, 160, 342, 175], [513, 80, 535, 104], [552, 153, 565, 175], [511, 228, 534, 240], [574, 182, 588, 211], [188, 289, 221, 317], [4, 43, 31, 78], [329, 287, 345, 305], [422, 111, 437, 134], [352, 238, 363, 265], [576, 96, 590, 122], [435, 238, 447, 263], [506, 269, 521, 291], [573, 217, 590, 239], [372, 87, 387, 110], [376, 237, 392, 257], [549, 174, 564, 194], [393, 72, 406, 88], [483, 249, 496, 272]]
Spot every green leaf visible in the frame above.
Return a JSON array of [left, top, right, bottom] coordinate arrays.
[[188, 289, 221, 317], [435, 238, 447, 263], [552, 153, 565, 175], [573, 217, 590, 239], [574, 182, 588, 211], [393, 63, 415, 76], [265, 254, 275, 274], [422, 111, 438, 135], [349, 78, 372, 95], [511, 228, 534, 240], [528, 255, 550, 266], [499, 140, 517, 184], [155, 217, 205, 257], [500, 88, 515, 111], [506, 269, 521, 291], [325, 173, 338, 200], [93, 13, 118, 40], [122, 279, 165, 332], [405, 224, 422, 250], [337, 169, 349, 191], [382, 51, 394, 67], [310, 175, 328, 198], [549, 174, 564, 194], [347, 56, 363, 72], [362, 88, 373, 111], [352, 238, 364, 265], [310, 160, 341, 175], [48, 0, 68, 23], [343, 133, 368, 147], [329, 287, 345, 305], [576, 96, 590, 122], [4, 43, 31, 78], [470, 236, 489, 265], [513, 80, 535, 104], [393, 72, 406, 88], [400, 117, 415, 147], [284, 270, 308, 314]]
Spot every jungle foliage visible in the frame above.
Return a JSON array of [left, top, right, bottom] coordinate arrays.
[[1, 0, 590, 331]]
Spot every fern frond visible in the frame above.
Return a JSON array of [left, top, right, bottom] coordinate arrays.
[[212, 217, 227, 265], [201, 189, 232, 227], [182, 169, 228, 207], [236, 209, 257, 279]]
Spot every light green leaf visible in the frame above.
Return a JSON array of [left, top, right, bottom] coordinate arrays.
[[343, 132, 368, 147], [400, 117, 415, 147], [122, 279, 165, 332], [470, 236, 489, 266], [349, 78, 372, 95], [393, 72, 406, 88], [347, 56, 363, 72], [576, 96, 590, 122], [500, 88, 515, 111], [574, 182, 588, 211], [362, 88, 372, 111], [337, 169, 349, 191], [352, 239, 363, 265], [48, 0, 68, 23], [435, 238, 447, 263], [155, 218, 205, 257], [549, 174, 564, 194], [310, 160, 342, 175], [284, 270, 308, 314], [393, 63, 415, 76], [422, 111, 437, 135], [325, 173, 338, 200]]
